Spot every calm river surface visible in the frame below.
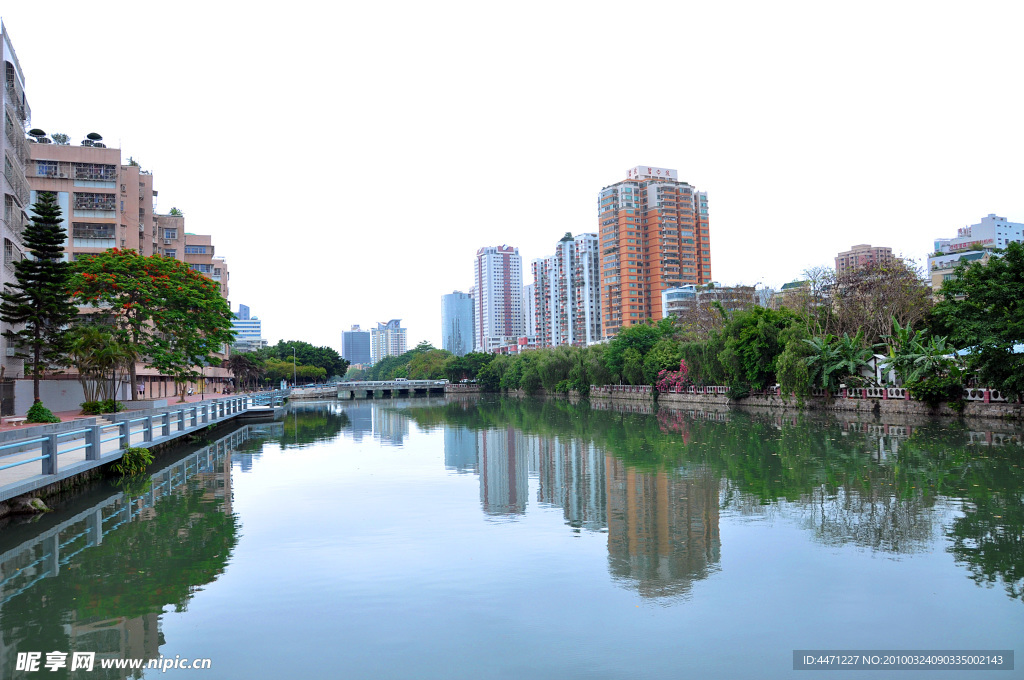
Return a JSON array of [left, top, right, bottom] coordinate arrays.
[[1, 397, 1022, 679]]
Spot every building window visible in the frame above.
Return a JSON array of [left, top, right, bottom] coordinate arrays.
[[74, 193, 116, 210], [164, 249, 177, 258], [184, 245, 206, 254], [190, 263, 213, 274], [74, 163, 117, 181], [72, 223, 115, 239], [164, 229, 178, 240], [36, 160, 58, 177], [4, 238, 14, 266]]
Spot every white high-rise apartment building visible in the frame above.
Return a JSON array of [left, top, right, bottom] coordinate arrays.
[[474, 245, 524, 352], [2, 23, 31, 377], [532, 233, 602, 348], [370, 319, 407, 364]]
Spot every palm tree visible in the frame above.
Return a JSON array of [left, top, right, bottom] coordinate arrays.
[[803, 332, 873, 394], [225, 353, 262, 392], [67, 324, 133, 402], [832, 331, 874, 387]]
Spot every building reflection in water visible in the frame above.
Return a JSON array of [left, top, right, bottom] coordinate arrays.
[[442, 422, 722, 598], [444, 427, 478, 474], [536, 437, 606, 531], [478, 428, 530, 516], [605, 459, 721, 599]]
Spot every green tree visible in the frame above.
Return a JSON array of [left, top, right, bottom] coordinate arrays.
[[444, 352, 494, 382], [717, 307, 798, 390], [802, 334, 842, 393], [605, 322, 665, 377], [271, 340, 347, 379], [476, 354, 510, 391], [226, 352, 263, 391], [622, 348, 644, 385], [932, 242, 1024, 397], [69, 250, 234, 399], [0, 191, 78, 404], [775, 324, 814, 401], [168, 207, 184, 216], [50, 132, 70, 145], [66, 323, 133, 402], [642, 336, 683, 385], [407, 348, 453, 379]]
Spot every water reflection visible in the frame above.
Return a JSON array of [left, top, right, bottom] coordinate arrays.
[[402, 397, 1024, 603], [605, 461, 721, 599], [0, 426, 259, 679]]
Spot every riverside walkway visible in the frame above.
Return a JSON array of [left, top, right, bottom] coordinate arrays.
[[0, 391, 286, 503]]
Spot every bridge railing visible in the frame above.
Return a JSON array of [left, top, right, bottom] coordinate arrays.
[[336, 380, 449, 389]]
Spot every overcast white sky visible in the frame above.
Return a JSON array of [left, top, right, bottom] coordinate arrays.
[[4, 1, 1022, 350]]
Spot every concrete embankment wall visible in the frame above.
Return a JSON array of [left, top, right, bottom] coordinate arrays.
[[654, 391, 1024, 420], [588, 390, 1023, 421]]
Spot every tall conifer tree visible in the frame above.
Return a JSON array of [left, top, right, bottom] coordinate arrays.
[[1, 191, 78, 403]]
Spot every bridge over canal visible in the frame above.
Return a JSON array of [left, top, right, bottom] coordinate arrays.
[[337, 380, 448, 400]]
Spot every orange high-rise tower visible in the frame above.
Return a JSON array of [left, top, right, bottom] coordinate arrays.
[[598, 165, 710, 336]]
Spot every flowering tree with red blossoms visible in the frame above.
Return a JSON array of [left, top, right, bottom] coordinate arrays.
[[655, 359, 693, 394], [69, 249, 235, 400]]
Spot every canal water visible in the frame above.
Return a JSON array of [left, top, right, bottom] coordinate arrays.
[[1, 397, 1021, 679]]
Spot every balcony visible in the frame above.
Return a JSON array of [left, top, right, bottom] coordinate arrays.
[[3, 166, 30, 206]]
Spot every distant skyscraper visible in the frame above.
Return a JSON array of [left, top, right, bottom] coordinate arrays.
[[341, 324, 371, 365], [441, 291, 474, 357], [370, 319, 407, 364], [532, 232, 602, 348], [474, 245, 524, 352], [598, 165, 711, 336], [231, 305, 266, 351]]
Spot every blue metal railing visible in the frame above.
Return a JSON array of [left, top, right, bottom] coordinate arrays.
[[0, 392, 284, 501]]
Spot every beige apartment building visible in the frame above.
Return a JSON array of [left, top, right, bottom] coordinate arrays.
[[835, 244, 894, 274], [23, 138, 233, 395]]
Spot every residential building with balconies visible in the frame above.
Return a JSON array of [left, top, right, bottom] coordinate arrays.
[[598, 165, 711, 337], [474, 245, 524, 352], [532, 232, 602, 348], [370, 319, 407, 364], [835, 244, 894, 274], [2, 22, 30, 376]]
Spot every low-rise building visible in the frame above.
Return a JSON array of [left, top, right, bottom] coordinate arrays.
[[928, 214, 1023, 293]]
